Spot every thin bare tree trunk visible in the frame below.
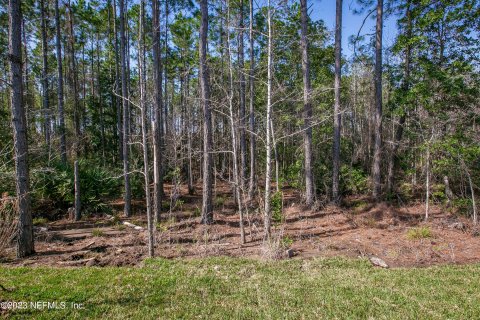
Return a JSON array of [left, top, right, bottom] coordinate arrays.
[[462, 160, 477, 225], [270, 118, 279, 193], [74, 160, 81, 221], [163, 0, 169, 138], [425, 144, 430, 220], [152, 0, 164, 223], [372, 0, 383, 200], [300, 0, 314, 206], [264, 0, 273, 240], [96, 31, 105, 166], [247, 0, 256, 201], [40, 0, 51, 154], [55, 0, 67, 165], [66, 2, 80, 158], [332, 0, 343, 202], [227, 0, 246, 243], [139, 0, 154, 256], [199, 0, 214, 224], [386, 114, 406, 192], [113, 0, 123, 162], [119, 0, 131, 217], [186, 73, 194, 195], [22, 18, 31, 133], [10, 0, 34, 258], [238, 0, 247, 188]]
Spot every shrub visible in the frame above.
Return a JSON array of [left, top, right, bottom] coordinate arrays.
[[115, 224, 126, 231], [0, 170, 15, 196], [281, 236, 294, 248], [214, 196, 226, 208], [271, 191, 283, 223], [340, 165, 369, 195], [399, 183, 414, 200], [453, 198, 472, 216], [282, 158, 302, 189], [406, 227, 432, 239], [33, 217, 48, 226], [173, 199, 185, 211], [261, 231, 291, 260], [129, 173, 145, 199], [431, 184, 446, 202], [193, 206, 201, 217], [92, 228, 105, 237], [30, 161, 121, 215], [164, 166, 181, 183]]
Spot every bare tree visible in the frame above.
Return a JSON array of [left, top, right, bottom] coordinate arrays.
[[332, 0, 342, 203], [54, 0, 67, 165], [372, 0, 383, 200], [238, 0, 247, 187], [247, 0, 256, 201], [119, 0, 131, 217], [9, 0, 34, 258], [139, 0, 154, 256], [300, 0, 314, 206], [264, 0, 273, 239], [227, 0, 246, 244]]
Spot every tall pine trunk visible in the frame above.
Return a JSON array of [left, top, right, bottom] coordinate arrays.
[[40, 0, 51, 152], [66, 3, 80, 158], [300, 0, 314, 206], [119, 0, 131, 217], [54, 0, 67, 164], [113, 0, 123, 162], [199, 0, 214, 224], [372, 0, 383, 200], [152, 0, 164, 223], [9, 0, 34, 258], [332, 0, 342, 202], [163, 0, 169, 138]]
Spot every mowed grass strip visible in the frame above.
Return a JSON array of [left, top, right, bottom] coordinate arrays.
[[1, 257, 479, 319]]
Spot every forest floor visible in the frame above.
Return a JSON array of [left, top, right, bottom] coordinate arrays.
[[2, 183, 480, 268]]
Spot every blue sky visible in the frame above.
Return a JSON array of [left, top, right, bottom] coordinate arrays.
[[309, 0, 399, 58]]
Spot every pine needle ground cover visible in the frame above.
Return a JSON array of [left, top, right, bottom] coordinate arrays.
[[1, 257, 479, 319]]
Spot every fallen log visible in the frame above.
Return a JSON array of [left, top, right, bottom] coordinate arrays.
[[123, 221, 144, 230], [81, 241, 96, 249], [57, 257, 96, 266]]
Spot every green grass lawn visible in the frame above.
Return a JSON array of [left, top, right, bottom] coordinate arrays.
[[1, 257, 479, 319]]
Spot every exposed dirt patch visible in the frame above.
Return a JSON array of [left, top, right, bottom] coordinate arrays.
[[2, 183, 480, 268]]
